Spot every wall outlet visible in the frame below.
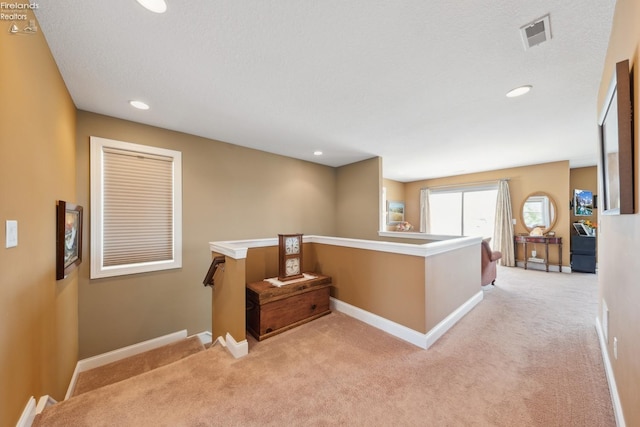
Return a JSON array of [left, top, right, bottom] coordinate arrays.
[[512, 218, 517, 225], [613, 337, 618, 360]]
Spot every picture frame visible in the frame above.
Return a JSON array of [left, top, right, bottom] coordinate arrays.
[[573, 189, 593, 216], [387, 201, 405, 224], [598, 59, 634, 215], [56, 201, 83, 280]]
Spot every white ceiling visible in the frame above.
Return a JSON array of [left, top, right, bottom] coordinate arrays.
[[35, 0, 615, 182]]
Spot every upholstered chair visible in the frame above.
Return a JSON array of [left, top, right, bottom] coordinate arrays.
[[481, 239, 503, 286]]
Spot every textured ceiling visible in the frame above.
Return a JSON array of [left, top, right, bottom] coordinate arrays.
[[35, 0, 615, 181]]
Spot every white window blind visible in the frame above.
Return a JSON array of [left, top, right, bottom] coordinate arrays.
[[91, 137, 182, 278]]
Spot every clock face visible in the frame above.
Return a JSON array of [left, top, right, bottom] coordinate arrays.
[[278, 234, 303, 281], [285, 257, 300, 276], [285, 236, 300, 255]]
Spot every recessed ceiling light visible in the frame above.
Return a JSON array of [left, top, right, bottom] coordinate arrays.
[[313, 151, 323, 156], [506, 85, 532, 98], [129, 100, 150, 110], [135, 0, 167, 13]]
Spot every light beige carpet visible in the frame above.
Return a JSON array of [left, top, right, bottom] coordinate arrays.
[[35, 267, 614, 426], [72, 336, 205, 397]]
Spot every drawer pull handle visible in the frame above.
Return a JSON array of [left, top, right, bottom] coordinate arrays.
[[266, 328, 273, 333], [297, 285, 306, 291], [311, 304, 317, 310]]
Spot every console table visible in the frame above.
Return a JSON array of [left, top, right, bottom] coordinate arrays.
[[514, 235, 563, 272]]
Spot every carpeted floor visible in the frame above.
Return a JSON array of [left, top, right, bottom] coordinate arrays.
[[72, 336, 205, 397], [35, 266, 615, 426]]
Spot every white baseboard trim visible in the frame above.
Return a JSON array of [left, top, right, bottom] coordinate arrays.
[[16, 396, 36, 427], [596, 317, 626, 427], [331, 298, 428, 348], [425, 290, 483, 349], [35, 395, 57, 414], [65, 329, 188, 400], [194, 331, 213, 347], [330, 291, 483, 350], [216, 333, 248, 358]]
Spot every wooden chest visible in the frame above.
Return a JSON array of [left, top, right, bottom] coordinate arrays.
[[246, 273, 331, 341]]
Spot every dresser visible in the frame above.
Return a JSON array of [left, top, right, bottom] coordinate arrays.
[[514, 235, 563, 272], [246, 273, 331, 341], [571, 236, 596, 273]]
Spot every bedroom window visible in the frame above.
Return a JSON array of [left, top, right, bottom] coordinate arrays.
[[90, 136, 182, 279]]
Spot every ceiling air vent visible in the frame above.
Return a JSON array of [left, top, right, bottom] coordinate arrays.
[[520, 14, 551, 50]]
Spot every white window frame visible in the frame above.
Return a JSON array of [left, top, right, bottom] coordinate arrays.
[[90, 136, 182, 279], [425, 183, 498, 237]]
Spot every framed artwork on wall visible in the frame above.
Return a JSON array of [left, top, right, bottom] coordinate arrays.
[[387, 201, 405, 225], [573, 189, 593, 216], [56, 200, 83, 280]]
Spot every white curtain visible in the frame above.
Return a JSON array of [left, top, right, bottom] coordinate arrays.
[[419, 188, 431, 233], [493, 180, 515, 266]]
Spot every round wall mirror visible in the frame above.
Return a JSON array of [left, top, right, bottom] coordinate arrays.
[[521, 192, 557, 233]]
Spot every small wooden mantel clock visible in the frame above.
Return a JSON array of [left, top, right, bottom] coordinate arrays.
[[278, 233, 304, 281]]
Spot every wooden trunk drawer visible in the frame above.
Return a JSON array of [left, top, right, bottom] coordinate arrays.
[[246, 274, 331, 340]]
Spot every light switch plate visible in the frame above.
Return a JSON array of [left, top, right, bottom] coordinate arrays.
[[6, 220, 18, 248]]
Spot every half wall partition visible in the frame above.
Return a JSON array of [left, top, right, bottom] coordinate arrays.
[[209, 235, 483, 357]]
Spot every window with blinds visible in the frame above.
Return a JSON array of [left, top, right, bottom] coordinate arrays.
[[90, 137, 182, 278]]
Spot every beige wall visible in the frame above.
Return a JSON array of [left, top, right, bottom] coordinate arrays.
[[336, 157, 382, 240], [425, 244, 480, 330], [597, 0, 640, 424], [76, 111, 338, 358], [0, 15, 78, 426], [313, 244, 427, 332], [404, 161, 571, 265]]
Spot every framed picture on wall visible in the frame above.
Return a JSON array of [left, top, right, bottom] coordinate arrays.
[[574, 189, 593, 216], [387, 201, 405, 225], [56, 201, 83, 280]]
